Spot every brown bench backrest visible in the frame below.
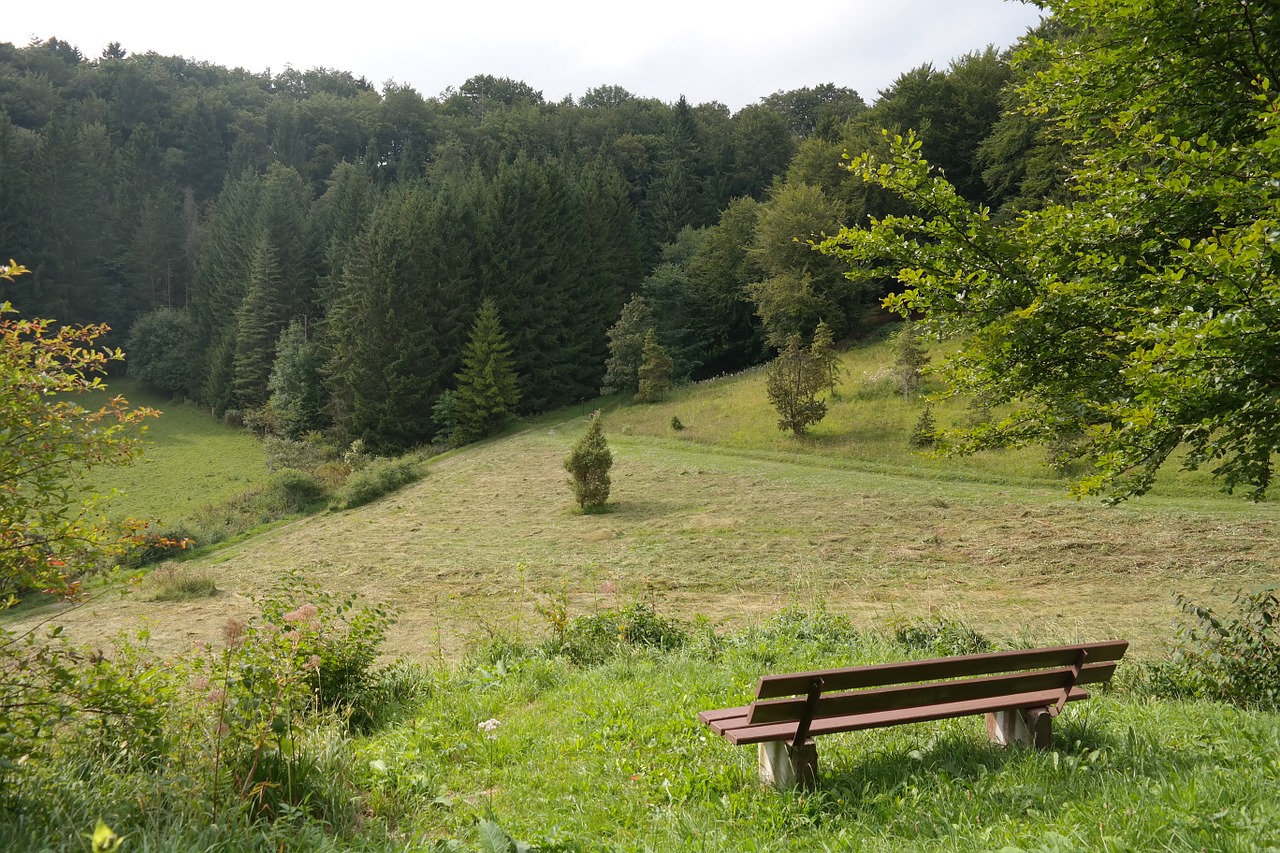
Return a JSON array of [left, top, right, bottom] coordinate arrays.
[[748, 640, 1128, 726]]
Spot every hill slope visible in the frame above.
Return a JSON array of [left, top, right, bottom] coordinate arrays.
[[13, 357, 1279, 660]]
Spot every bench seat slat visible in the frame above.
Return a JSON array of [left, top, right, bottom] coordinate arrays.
[[747, 662, 1116, 725], [720, 686, 1092, 745], [755, 641, 1129, 699], [698, 706, 749, 726]]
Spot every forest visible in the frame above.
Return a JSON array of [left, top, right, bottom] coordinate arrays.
[[0, 32, 1040, 452]]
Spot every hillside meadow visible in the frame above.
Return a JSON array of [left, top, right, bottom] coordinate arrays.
[[3, 339, 1279, 851], [13, 337, 1278, 661]]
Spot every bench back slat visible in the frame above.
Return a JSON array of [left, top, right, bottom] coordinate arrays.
[[727, 685, 1094, 745], [754, 640, 1128, 700], [747, 661, 1117, 725]]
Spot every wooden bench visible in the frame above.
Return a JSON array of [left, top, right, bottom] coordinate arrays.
[[699, 640, 1128, 789]]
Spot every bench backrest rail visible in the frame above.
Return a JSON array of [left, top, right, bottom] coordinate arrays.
[[754, 640, 1129, 701], [748, 661, 1117, 726]]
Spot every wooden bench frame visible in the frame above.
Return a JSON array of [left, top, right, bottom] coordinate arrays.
[[699, 640, 1129, 789]]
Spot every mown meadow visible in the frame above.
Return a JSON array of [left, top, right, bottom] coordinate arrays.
[[3, 337, 1278, 851]]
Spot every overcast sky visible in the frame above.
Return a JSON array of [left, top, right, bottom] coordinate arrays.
[[5, 1, 1045, 110]]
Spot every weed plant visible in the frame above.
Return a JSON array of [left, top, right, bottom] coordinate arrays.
[[145, 562, 218, 601]]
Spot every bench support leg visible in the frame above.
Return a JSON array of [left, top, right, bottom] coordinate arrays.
[[986, 707, 1053, 749], [758, 739, 818, 790]]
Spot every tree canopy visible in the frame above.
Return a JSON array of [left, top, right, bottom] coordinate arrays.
[[820, 0, 1280, 500]]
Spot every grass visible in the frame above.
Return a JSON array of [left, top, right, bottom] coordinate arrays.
[[9, 365, 1278, 663], [81, 378, 267, 524], [5, 620, 1278, 851]]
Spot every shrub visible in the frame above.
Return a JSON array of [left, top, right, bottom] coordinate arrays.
[[263, 435, 333, 473], [565, 411, 612, 511], [543, 603, 687, 666], [892, 615, 992, 657], [123, 521, 196, 567], [263, 468, 329, 512], [1149, 587, 1280, 709], [910, 404, 938, 448], [766, 335, 827, 436], [331, 456, 421, 510]]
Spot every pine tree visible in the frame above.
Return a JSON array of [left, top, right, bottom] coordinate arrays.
[[452, 298, 521, 446], [635, 329, 674, 404], [600, 294, 655, 395], [232, 244, 284, 410], [565, 411, 612, 511], [894, 320, 929, 399], [810, 318, 842, 398], [267, 320, 325, 438], [765, 335, 827, 436]]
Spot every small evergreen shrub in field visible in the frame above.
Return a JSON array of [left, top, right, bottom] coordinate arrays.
[[331, 457, 422, 510], [1148, 586, 1280, 709], [565, 411, 612, 512], [892, 615, 992, 656]]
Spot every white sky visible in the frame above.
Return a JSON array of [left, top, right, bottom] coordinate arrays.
[[5, 1, 1045, 110]]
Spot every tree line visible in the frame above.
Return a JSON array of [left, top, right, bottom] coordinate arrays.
[[0, 31, 1052, 452]]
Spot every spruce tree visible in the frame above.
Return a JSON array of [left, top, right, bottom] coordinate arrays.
[[452, 298, 521, 446], [232, 244, 284, 410], [267, 320, 326, 438], [600, 294, 655, 395], [635, 329, 674, 404], [894, 320, 930, 399], [810, 318, 842, 398], [565, 411, 612, 511]]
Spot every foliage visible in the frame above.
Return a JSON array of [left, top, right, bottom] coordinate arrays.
[[892, 615, 991, 657], [267, 320, 326, 439], [330, 456, 422, 510], [125, 307, 197, 396], [179, 569, 394, 821], [765, 334, 827, 436], [263, 433, 333, 473], [564, 411, 612, 511], [452, 298, 521, 446], [1, 278, 157, 599], [263, 468, 329, 511], [818, 0, 1280, 500], [810, 318, 841, 397], [892, 320, 929, 399], [1151, 587, 1280, 710], [600, 294, 656, 396], [634, 329, 674, 403], [541, 602, 687, 666], [910, 405, 938, 448]]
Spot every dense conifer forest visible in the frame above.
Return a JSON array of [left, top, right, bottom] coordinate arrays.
[[0, 35, 1045, 451]]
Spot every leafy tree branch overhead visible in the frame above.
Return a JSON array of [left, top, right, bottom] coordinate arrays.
[[819, 0, 1280, 501]]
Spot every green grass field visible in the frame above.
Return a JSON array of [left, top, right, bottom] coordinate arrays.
[[80, 378, 268, 524], [4, 344, 1278, 851]]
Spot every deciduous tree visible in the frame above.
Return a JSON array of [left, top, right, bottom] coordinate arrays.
[[765, 334, 827, 436], [819, 0, 1280, 500]]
